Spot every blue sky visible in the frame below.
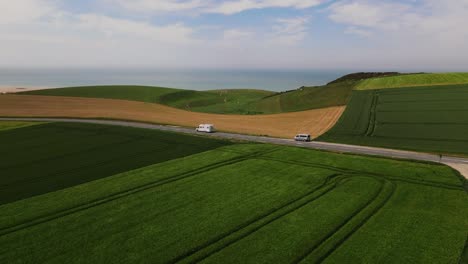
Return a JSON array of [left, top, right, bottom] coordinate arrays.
[[0, 0, 467, 70]]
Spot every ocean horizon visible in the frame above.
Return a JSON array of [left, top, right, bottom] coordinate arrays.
[[0, 68, 350, 92]]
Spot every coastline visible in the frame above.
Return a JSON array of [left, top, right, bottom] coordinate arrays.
[[0, 86, 51, 94]]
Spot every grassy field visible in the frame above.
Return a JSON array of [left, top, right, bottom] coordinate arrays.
[[0, 123, 466, 263], [22, 82, 355, 114], [0, 121, 43, 131], [249, 81, 356, 114], [355, 72, 468, 90], [318, 84, 468, 156], [0, 122, 230, 205]]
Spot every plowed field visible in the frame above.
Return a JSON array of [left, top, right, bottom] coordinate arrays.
[[0, 95, 344, 138]]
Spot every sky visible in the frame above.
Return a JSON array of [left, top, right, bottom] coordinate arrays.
[[0, 0, 467, 71]]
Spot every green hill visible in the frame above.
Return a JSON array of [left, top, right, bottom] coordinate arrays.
[[22, 82, 355, 114], [23, 85, 275, 114], [355, 72, 468, 90], [248, 81, 356, 114], [24, 85, 182, 102], [22, 72, 468, 115]]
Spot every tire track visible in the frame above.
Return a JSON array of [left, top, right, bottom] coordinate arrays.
[[256, 157, 463, 190], [291, 176, 387, 264], [171, 174, 346, 264], [0, 150, 273, 237], [299, 179, 396, 263], [365, 92, 379, 137]]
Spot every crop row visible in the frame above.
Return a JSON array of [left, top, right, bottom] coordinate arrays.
[[0, 151, 262, 237], [319, 85, 468, 155], [0, 122, 230, 204]]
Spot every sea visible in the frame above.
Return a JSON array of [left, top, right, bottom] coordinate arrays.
[[0, 68, 349, 92]]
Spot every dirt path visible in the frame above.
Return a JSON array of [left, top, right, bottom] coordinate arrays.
[[0, 95, 345, 139]]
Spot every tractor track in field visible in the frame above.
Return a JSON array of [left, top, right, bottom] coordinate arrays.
[[291, 176, 388, 263], [365, 92, 379, 137], [0, 150, 277, 237], [256, 157, 463, 190], [171, 173, 346, 264], [301, 179, 396, 263]]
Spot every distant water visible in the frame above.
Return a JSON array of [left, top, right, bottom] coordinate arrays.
[[0, 68, 349, 92]]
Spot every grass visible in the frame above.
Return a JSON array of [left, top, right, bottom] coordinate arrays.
[[0, 122, 230, 205], [355, 72, 468, 90], [0, 121, 43, 131], [318, 84, 468, 156], [248, 81, 356, 114], [22, 85, 275, 114], [161, 89, 274, 114], [22, 85, 182, 103], [22, 82, 354, 114], [0, 131, 466, 263]]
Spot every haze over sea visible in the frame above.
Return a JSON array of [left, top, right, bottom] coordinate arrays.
[[0, 69, 349, 92]]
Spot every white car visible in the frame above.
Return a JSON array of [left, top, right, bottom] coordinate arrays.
[[294, 134, 311, 142], [196, 124, 216, 133]]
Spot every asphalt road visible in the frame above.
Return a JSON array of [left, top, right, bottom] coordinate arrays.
[[2, 117, 467, 178]]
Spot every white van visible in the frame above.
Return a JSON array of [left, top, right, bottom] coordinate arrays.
[[196, 124, 216, 133], [294, 134, 311, 142]]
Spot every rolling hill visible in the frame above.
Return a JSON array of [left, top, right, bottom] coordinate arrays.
[[22, 85, 277, 114], [21, 81, 356, 114]]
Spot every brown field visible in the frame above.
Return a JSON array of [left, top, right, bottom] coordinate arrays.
[[0, 95, 344, 138]]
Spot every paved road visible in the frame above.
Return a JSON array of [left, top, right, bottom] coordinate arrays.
[[2, 117, 467, 178]]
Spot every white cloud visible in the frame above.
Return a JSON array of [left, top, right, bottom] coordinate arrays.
[[76, 14, 195, 43], [0, 0, 57, 24], [328, 0, 468, 36], [326, 0, 468, 69], [345, 27, 371, 37], [223, 29, 254, 40], [270, 17, 310, 45], [328, 1, 409, 30], [107, 0, 326, 15], [111, 0, 208, 13], [207, 0, 324, 15]]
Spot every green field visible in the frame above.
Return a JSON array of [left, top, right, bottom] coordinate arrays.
[[249, 81, 355, 114], [318, 84, 468, 156], [0, 122, 230, 205], [22, 82, 354, 114], [0, 122, 466, 263], [0, 121, 43, 131], [355, 72, 468, 90]]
